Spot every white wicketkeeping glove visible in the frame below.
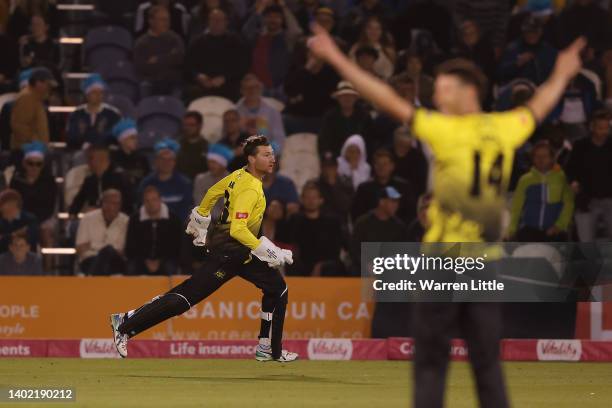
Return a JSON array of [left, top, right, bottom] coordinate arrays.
[[185, 207, 211, 246], [281, 249, 293, 265], [251, 237, 289, 268]]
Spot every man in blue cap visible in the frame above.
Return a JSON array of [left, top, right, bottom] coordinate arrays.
[[349, 186, 408, 275], [138, 138, 193, 221], [66, 73, 121, 149], [110, 119, 150, 187], [0, 69, 33, 150], [10, 67, 56, 149]]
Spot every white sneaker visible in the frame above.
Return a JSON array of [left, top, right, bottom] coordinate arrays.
[[255, 338, 298, 362], [110, 313, 128, 358]]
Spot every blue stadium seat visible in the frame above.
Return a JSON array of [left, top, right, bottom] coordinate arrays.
[[105, 93, 136, 119], [97, 60, 139, 102], [84, 26, 133, 70], [136, 96, 186, 148]]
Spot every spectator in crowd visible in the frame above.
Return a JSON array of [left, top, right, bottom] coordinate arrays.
[[351, 148, 417, 224], [192, 143, 233, 219], [406, 193, 432, 242], [0, 69, 31, 150], [7, 0, 60, 40], [318, 81, 372, 157], [185, 8, 247, 101], [263, 158, 300, 216], [135, 0, 190, 40], [565, 109, 612, 241], [557, 0, 612, 50], [19, 14, 60, 72], [283, 49, 339, 134], [353, 45, 380, 77], [261, 199, 287, 244], [243, 2, 303, 98], [296, 6, 346, 49], [507, 0, 559, 46], [236, 74, 286, 148], [509, 141, 574, 242], [139, 138, 193, 221], [368, 75, 419, 153], [0, 26, 18, 93], [284, 182, 344, 276], [66, 74, 121, 149], [10, 66, 55, 149], [76, 189, 129, 275], [390, 125, 429, 197], [176, 111, 208, 180], [188, 0, 239, 41], [295, 0, 323, 33], [69, 145, 133, 215], [555, 71, 599, 141], [0, 189, 38, 254], [110, 119, 151, 187], [498, 16, 558, 85], [452, 0, 511, 50], [349, 16, 396, 79], [452, 20, 496, 83], [9, 142, 56, 248], [339, 0, 390, 44], [125, 185, 182, 275], [227, 134, 249, 171], [349, 186, 407, 275], [219, 109, 248, 152], [337, 134, 370, 191], [400, 52, 434, 108], [134, 5, 185, 97], [312, 151, 354, 226], [0, 232, 43, 275]]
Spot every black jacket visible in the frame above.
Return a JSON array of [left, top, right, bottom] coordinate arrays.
[[69, 168, 133, 214], [125, 209, 182, 261]]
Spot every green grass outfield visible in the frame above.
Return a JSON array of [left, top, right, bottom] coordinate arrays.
[[1, 359, 611, 407]]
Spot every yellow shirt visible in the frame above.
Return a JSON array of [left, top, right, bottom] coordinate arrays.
[[412, 107, 536, 242], [197, 167, 266, 250]]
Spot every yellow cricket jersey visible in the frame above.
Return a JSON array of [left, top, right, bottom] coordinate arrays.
[[196, 167, 266, 250], [412, 107, 536, 243]]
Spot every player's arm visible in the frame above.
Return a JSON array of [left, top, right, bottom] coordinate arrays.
[[308, 24, 414, 124], [526, 37, 586, 123]]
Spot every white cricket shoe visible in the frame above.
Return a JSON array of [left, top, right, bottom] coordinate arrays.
[[110, 313, 128, 358], [255, 338, 298, 362]]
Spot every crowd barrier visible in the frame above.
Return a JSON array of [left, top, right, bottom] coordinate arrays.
[[2, 277, 612, 341]]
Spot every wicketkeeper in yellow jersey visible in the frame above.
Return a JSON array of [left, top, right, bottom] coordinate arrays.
[[110, 136, 298, 362], [308, 24, 586, 408]]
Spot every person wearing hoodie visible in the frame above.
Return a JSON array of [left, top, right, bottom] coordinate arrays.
[[337, 133, 370, 191], [509, 141, 574, 241]]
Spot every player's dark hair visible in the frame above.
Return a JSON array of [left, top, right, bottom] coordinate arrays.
[[435, 58, 488, 102], [184, 110, 203, 125], [243, 135, 270, 157]]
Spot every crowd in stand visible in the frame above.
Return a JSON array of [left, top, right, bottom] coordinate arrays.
[[0, 0, 611, 277]]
